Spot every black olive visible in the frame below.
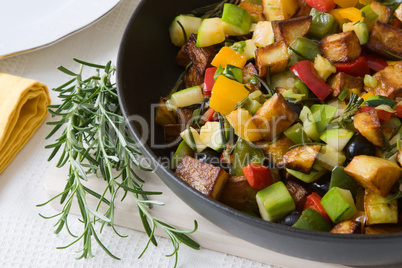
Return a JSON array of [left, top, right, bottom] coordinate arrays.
[[308, 173, 331, 197], [280, 210, 301, 226], [344, 134, 376, 161], [195, 150, 229, 172], [288, 102, 302, 116]]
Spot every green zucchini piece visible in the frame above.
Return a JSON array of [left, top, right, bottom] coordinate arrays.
[[171, 140, 195, 170], [299, 106, 320, 141], [320, 128, 354, 151], [199, 121, 228, 151], [196, 18, 226, 47], [283, 123, 312, 144], [365, 95, 397, 108], [224, 64, 243, 83], [221, 3, 252, 36], [169, 15, 202, 47], [342, 20, 369, 45], [180, 127, 207, 153], [310, 104, 338, 134], [329, 166, 358, 200], [292, 208, 332, 232], [170, 85, 204, 108], [256, 181, 296, 222], [286, 163, 328, 183], [321, 187, 357, 224]]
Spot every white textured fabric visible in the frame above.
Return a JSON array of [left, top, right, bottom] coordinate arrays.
[[0, 0, 276, 267]]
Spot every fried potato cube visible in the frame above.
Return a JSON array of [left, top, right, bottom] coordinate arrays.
[[344, 155, 401, 197], [328, 72, 363, 97], [255, 41, 289, 77], [155, 98, 177, 126], [184, 64, 203, 88], [219, 176, 259, 213], [366, 21, 402, 59], [365, 225, 402, 234], [272, 16, 312, 46], [364, 61, 402, 100], [262, 0, 299, 21], [370, 1, 393, 24], [364, 189, 398, 225], [251, 93, 298, 141], [320, 31, 361, 62], [238, 1, 265, 22], [353, 109, 385, 148], [280, 145, 321, 174], [257, 134, 295, 165], [285, 179, 309, 210], [395, 3, 402, 23], [175, 156, 229, 199], [330, 220, 362, 234], [184, 34, 215, 75]]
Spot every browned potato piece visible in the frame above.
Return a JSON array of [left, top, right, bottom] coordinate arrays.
[[175, 156, 229, 199], [176, 107, 194, 125], [328, 72, 363, 98], [353, 109, 385, 148], [395, 3, 402, 22], [320, 31, 361, 62], [272, 16, 312, 46], [155, 98, 177, 126], [364, 62, 402, 100], [280, 145, 321, 174], [370, 1, 393, 24], [285, 179, 309, 210], [255, 41, 289, 77], [294, 0, 312, 17], [366, 21, 402, 59], [257, 134, 295, 165], [262, 0, 299, 21], [238, 1, 265, 22], [184, 63, 204, 88], [364, 189, 398, 225], [184, 34, 215, 75], [242, 62, 259, 86], [330, 220, 362, 234], [397, 150, 402, 167], [175, 45, 191, 67], [365, 225, 402, 234], [219, 176, 259, 213], [344, 155, 401, 197], [251, 93, 298, 141]]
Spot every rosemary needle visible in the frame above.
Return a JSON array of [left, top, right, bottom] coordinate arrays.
[[39, 59, 199, 265]]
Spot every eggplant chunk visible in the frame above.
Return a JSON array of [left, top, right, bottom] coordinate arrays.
[[163, 124, 185, 145], [184, 64, 204, 88], [330, 220, 362, 234], [280, 145, 321, 174], [272, 16, 312, 46], [255, 41, 290, 77], [364, 61, 402, 100], [175, 45, 191, 67], [175, 156, 229, 199], [257, 134, 295, 165], [353, 109, 385, 148], [344, 155, 401, 197], [328, 72, 363, 98], [285, 179, 309, 210], [364, 189, 398, 225], [320, 31, 361, 62], [155, 97, 177, 126], [219, 176, 259, 213], [366, 21, 402, 59], [251, 93, 298, 141], [184, 34, 215, 75]]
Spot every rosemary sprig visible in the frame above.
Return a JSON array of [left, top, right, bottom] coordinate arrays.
[[39, 59, 199, 265], [331, 93, 364, 128]]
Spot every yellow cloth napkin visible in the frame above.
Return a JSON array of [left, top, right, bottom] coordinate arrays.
[[0, 73, 50, 174]]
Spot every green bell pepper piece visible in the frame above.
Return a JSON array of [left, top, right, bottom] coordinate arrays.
[[308, 8, 338, 39], [232, 138, 265, 176], [329, 166, 358, 200], [283, 123, 312, 144], [290, 37, 321, 62], [292, 208, 332, 232]]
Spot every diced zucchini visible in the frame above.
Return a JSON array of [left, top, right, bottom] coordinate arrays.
[[299, 106, 320, 141], [321, 187, 357, 224], [316, 145, 346, 171], [320, 128, 354, 151], [170, 86, 204, 108], [180, 127, 207, 153], [196, 18, 226, 47], [284, 123, 312, 144], [169, 15, 202, 47], [221, 3, 252, 35], [365, 95, 397, 108], [171, 140, 195, 170], [286, 163, 328, 183], [231, 40, 257, 60], [342, 20, 369, 45], [310, 104, 338, 134], [256, 181, 296, 222], [200, 121, 228, 151], [292, 208, 332, 232], [329, 166, 358, 200]]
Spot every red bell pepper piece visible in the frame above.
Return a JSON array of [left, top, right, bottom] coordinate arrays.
[[201, 107, 215, 122], [203, 67, 217, 96], [362, 52, 388, 72], [304, 192, 331, 222], [334, 56, 370, 77], [395, 102, 402, 118], [290, 60, 333, 100], [390, 19, 402, 29], [306, 0, 335, 12], [358, 106, 393, 122], [242, 164, 272, 190]]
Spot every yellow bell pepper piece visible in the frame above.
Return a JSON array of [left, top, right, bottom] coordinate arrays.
[[211, 46, 247, 69], [359, 0, 373, 5], [361, 91, 374, 100], [209, 75, 250, 115], [330, 7, 364, 23], [226, 108, 263, 142], [335, 0, 359, 8], [387, 61, 398, 66]]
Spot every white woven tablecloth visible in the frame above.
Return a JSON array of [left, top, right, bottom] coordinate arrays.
[[0, 0, 275, 267]]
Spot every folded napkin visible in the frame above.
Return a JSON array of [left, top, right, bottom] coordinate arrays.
[[0, 73, 50, 174]]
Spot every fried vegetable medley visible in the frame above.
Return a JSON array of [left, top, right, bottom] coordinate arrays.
[[156, 0, 402, 234]]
